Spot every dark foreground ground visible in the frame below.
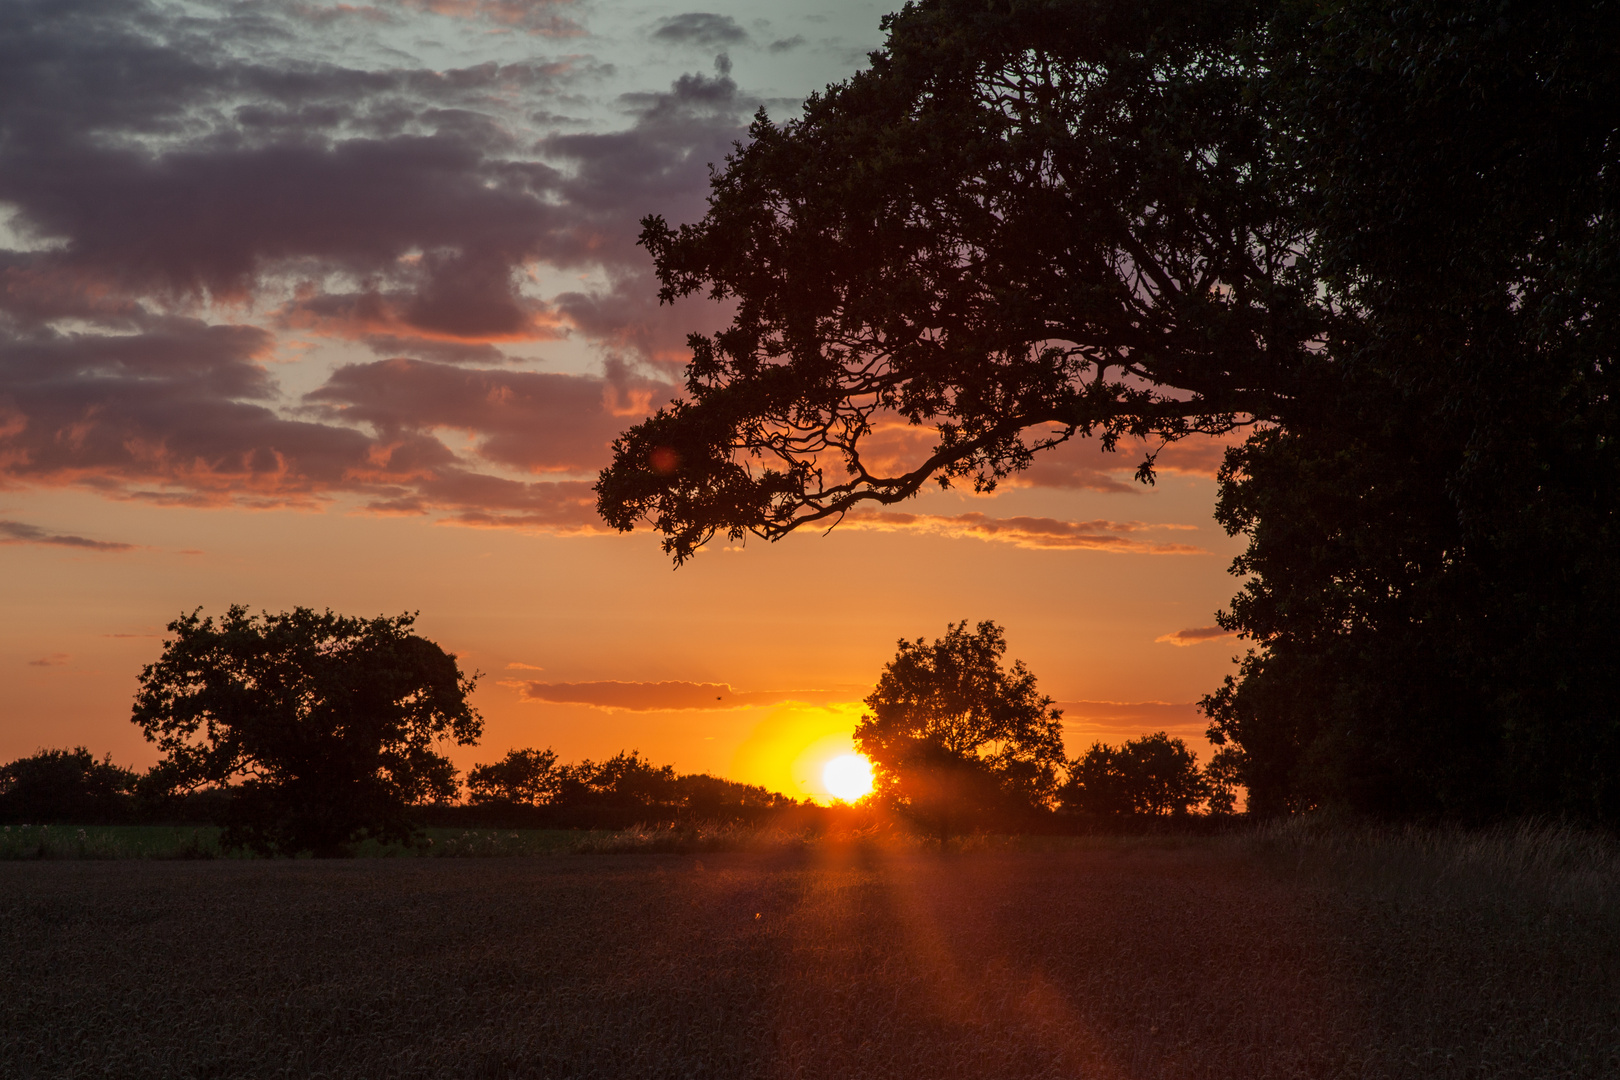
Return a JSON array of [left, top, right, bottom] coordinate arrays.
[[3, 832, 1618, 1079]]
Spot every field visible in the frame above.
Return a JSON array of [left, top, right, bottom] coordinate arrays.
[[3, 823, 1618, 1079]]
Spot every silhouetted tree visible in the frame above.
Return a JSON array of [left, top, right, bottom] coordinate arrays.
[[131, 606, 482, 856], [555, 750, 680, 809], [856, 621, 1065, 840], [1063, 733, 1206, 817], [1203, 746, 1246, 817], [467, 748, 560, 806], [464, 746, 799, 822], [596, 0, 1620, 822], [0, 747, 138, 823]]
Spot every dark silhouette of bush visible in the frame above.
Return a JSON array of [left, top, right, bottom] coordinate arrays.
[[463, 746, 797, 826], [467, 747, 560, 806], [1063, 733, 1208, 818], [0, 747, 138, 823], [131, 606, 482, 857]]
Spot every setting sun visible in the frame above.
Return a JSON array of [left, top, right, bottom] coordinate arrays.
[[822, 753, 874, 803]]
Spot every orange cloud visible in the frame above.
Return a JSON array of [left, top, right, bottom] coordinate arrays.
[[510, 680, 862, 712], [840, 510, 1204, 553], [27, 653, 71, 667], [1155, 626, 1237, 646]]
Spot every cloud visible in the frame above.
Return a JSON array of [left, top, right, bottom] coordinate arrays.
[[396, 0, 583, 36], [768, 35, 806, 53], [1155, 626, 1237, 647], [0, 520, 136, 551], [651, 13, 749, 47], [26, 652, 70, 667], [511, 680, 858, 711], [840, 511, 1205, 553], [306, 357, 666, 473], [0, 0, 751, 522]]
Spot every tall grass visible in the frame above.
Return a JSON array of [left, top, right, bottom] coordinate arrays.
[[0, 823, 220, 860]]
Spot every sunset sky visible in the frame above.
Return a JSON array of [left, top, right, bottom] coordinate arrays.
[[0, 0, 1248, 801]]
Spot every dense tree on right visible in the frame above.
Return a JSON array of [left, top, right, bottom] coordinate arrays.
[[599, 0, 1620, 822], [1202, 0, 1620, 818]]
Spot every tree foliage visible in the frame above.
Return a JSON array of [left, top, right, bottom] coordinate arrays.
[[467, 747, 561, 807], [855, 620, 1065, 837], [598, 0, 1620, 822], [1063, 733, 1207, 817], [466, 747, 797, 817], [598, 0, 1320, 561], [0, 748, 138, 824], [131, 606, 482, 856]]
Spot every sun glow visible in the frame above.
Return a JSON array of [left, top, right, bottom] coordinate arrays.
[[822, 753, 874, 803]]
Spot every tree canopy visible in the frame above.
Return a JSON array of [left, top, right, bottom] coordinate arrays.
[[1063, 733, 1207, 817], [599, 0, 1320, 561], [856, 620, 1065, 837], [131, 606, 482, 856], [0, 748, 138, 824], [598, 0, 1620, 822]]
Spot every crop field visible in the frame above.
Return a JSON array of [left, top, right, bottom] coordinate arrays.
[[3, 824, 1618, 1080]]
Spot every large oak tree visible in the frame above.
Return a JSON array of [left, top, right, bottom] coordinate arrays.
[[132, 607, 482, 856], [598, 0, 1620, 820]]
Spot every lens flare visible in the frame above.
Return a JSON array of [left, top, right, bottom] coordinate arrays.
[[822, 753, 874, 803]]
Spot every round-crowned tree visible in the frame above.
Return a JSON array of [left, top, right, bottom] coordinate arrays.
[[131, 606, 481, 856], [855, 620, 1065, 840]]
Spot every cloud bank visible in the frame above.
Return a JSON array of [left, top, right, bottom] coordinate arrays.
[[511, 680, 860, 711]]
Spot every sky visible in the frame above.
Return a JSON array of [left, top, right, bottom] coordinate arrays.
[[0, 0, 1249, 802]]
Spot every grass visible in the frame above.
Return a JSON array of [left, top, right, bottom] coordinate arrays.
[[2, 821, 1618, 1079]]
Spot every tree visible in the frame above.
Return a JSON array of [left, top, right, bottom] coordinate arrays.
[[597, 0, 1620, 823], [0, 748, 138, 824], [555, 750, 680, 809], [1199, 0, 1620, 819], [467, 747, 560, 806], [1063, 733, 1207, 817], [855, 620, 1065, 839], [131, 606, 482, 856], [597, 0, 1318, 562]]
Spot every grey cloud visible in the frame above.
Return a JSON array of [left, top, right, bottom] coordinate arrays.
[[768, 35, 806, 53], [305, 357, 673, 473], [0, 0, 751, 518], [0, 521, 135, 551], [651, 13, 748, 48]]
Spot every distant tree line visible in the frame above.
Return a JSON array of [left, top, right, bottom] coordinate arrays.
[[3, 609, 1241, 853]]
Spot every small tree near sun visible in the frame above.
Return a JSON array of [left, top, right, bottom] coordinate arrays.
[[131, 606, 482, 857], [467, 748, 561, 806], [855, 620, 1065, 841], [1063, 732, 1207, 817]]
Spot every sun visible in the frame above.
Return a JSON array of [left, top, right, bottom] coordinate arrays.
[[822, 753, 874, 803]]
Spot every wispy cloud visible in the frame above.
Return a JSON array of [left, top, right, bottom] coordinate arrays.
[[0, 520, 135, 551], [1155, 626, 1237, 646], [510, 680, 860, 711], [841, 511, 1204, 553], [27, 652, 70, 667]]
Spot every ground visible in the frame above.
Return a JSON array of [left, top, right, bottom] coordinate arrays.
[[3, 835, 1618, 1078]]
